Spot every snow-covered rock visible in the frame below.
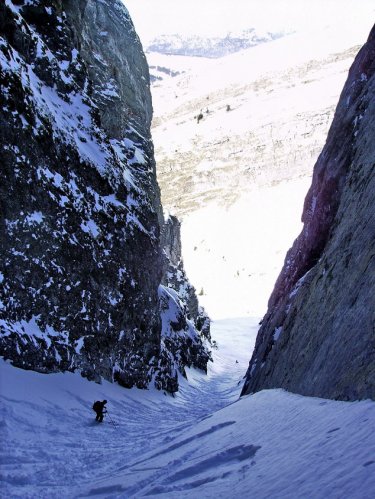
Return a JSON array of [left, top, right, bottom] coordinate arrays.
[[161, 214, 210, 340], [0, 0, 210, 392]]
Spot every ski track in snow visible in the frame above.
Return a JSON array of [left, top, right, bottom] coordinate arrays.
[[1, 317, 375, 498], [0, 318, 256, 498]]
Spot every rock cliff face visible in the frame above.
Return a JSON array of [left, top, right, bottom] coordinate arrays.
[[0, 0, 210, 392], [160, 215, 211, 379], [242, 25, 375, 401]]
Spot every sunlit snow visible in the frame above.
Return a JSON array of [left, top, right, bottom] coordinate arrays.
[[1, 321, 374, 498], [181, 178, 311, 318]]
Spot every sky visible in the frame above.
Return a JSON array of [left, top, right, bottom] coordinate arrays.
[[124, 0, 375, 45]]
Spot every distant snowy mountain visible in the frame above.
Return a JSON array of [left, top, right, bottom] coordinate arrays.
[[146, 29, 287, 59], [146, 29, 288, 83]]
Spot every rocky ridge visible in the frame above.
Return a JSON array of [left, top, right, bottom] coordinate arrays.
[[0, 0, 210, 393], [242, 25, 375, 401]]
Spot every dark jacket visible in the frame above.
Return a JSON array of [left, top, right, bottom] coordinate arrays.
[[93, 400, 107, 413]]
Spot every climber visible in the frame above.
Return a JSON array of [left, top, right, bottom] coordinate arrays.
[[196, 112, 204, 123], [92, 400, 107, 422]]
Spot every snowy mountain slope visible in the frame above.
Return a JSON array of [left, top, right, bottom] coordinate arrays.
[[150, 20, 374, 320], [1, 319, 375, 499], [85, 392, 375, 499], [152, 28, 366, 216], [180, 177, 311, 319]]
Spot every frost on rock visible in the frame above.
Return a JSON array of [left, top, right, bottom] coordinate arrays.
[[154, 214, 212, 392], [157, 285, 212, 392], [0, 0, 208, 392], [161, 216, 211, 330]]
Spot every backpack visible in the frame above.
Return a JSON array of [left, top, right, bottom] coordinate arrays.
[[92, 401, 101, 412]]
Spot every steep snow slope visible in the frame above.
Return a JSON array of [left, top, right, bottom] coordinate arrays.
[[152, 26, 369, 215], [181, 178, 311, 318], [1, 319, 375, 498]]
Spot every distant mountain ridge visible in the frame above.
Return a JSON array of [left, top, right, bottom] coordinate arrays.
[[146, 29, 287, 59]]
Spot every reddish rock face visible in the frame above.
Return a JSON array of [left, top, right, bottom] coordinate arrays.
[[242, 25, 375, 401]]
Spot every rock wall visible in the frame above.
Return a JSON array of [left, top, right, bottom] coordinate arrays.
[[162, 215, 201, 325], [242, 25, 375, 401], [161, 215, 211, 379], [0, 0, 210, 392]]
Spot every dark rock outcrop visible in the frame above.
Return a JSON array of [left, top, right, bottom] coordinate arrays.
[[160, 215, 211, 378], [0, 0, 210, 392], [242, 25, 375, 401]]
